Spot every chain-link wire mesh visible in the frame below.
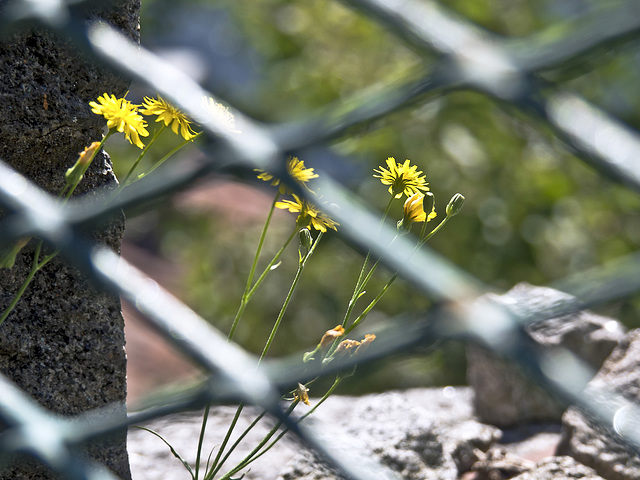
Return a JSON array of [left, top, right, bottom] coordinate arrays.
[[2, 0, 640, 479]]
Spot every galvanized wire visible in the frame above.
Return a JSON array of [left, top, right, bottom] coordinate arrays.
[[1, 0, 640, 479]]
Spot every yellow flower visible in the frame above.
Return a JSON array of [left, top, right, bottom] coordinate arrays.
[[140, 96, 197, 141], [373, 157, 429, 199], [256, 156, 319, 194], [89, 93, 149, 149], [275, 194, 339, 232], [399, 192, 437, 230], [202, 96, 239, 133]]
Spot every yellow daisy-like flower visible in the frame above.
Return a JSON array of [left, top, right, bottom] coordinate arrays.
[[373, 157, 429, 199], [256, 156, 319, 194], [89, 93, 149, 149], [400, 192, 437, 229], [275, 194, 339, 232], [140, 96, 198, 141]]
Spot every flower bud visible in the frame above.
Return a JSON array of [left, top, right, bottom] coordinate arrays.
[[446, 193, 465, 217], [298, 228, 313, 258], [65, 142, 101, 187]]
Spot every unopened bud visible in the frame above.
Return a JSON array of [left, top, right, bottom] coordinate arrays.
[[446, 193, 465, 217], [65, 142, 101, 186], [299, 228, 312, 257], [424, 191, 435, 215]]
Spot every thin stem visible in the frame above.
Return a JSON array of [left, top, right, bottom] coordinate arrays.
[[133, 131, 203, 184], [206, 407, 266, 480], [203, 403, 246, 480], [120, 125, 165, 187], [246, 227, 298, 300], [194, 404, 211, 480], [341, 196, 395, 328], [246, 192, 280, 296], [223, 376, 343, 478], [218, 401, 298, 480], [342, 214, 455, 338], [228, 192, 283, 341], [0, 241, 42, 326], [298, 376, 342, 421], [344, 273, 398, 337], [258, 231, 324, 363]]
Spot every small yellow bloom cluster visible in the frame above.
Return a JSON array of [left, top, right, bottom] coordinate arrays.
[[258, 156, 338, 233], [374, 157, 429, 199], [141, 96, 197, 140], [90, 94, 149, 148], [90, 93, 200, 148], [374, 156, 439, 231]]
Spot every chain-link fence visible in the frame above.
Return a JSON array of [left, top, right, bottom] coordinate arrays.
[[2, 0, 640, 479]]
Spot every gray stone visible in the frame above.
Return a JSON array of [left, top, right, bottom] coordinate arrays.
[[276, 388, 500, 480], [468, 283, 626, 427], [510, 456, 605, 480], [556, 329, 640, 480], [0, 2, 139, 478], [128, 387, 501, 480]]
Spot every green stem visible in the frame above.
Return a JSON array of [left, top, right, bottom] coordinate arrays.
[[341, 214, 456, 339], [228, 192, 282, 341], [0, 240, 57, 326], [222, 376, 343, 479], [194, 403, 211, 480], [217, 401, 298, 480], [120, 125, 165, 187], [203, 403, 246, 480], [246, 227, 298, 300], [344, 273, 397, 337], [134, 131, 203, 184], [205, 407, 266, 480], [299, 376, 342, 421], [341, 196, 395, 328], [258, 231, 324, 363]]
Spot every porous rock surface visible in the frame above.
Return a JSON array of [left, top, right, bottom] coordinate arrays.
[[509, 456, 604, 480], [0, 2, 140, 478], [557, 329, 640, 480], [129, 387, 501, 480], [468, 283, 626, 427]]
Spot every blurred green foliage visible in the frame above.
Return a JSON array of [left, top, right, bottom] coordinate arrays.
[[118, 0, 640, 393]]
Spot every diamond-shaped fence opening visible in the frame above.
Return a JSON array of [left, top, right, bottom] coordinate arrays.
[[2, 0, 640, 479]]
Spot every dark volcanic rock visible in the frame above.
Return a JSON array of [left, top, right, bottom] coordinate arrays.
[[0, 2, 140, 478]]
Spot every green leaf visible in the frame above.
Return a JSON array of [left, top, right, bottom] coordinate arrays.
[[134, 425, 196, 480]]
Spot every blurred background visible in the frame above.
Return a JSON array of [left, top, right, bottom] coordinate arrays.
[[115, 0, 640, 404]]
